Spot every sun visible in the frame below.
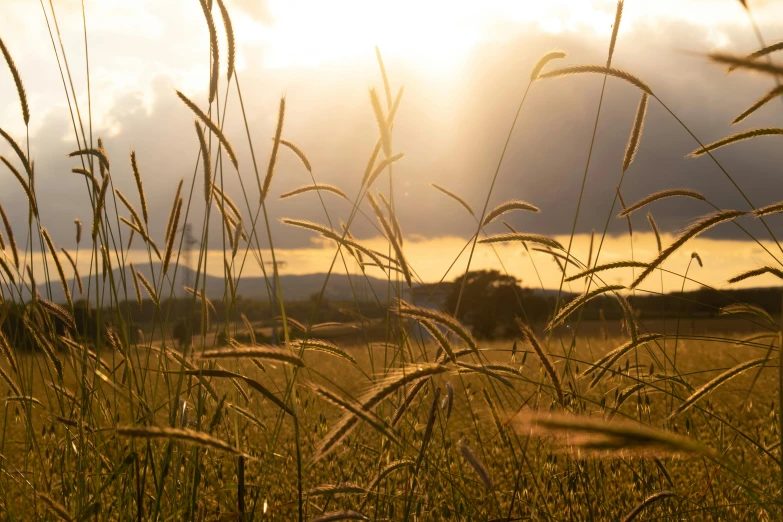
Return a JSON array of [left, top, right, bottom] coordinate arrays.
[[239, 0, 495, 73], [231, 0, 768, 76]]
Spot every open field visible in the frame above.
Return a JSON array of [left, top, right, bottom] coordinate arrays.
[[3, 0, 783, 520], [2, 322, 782, 520]]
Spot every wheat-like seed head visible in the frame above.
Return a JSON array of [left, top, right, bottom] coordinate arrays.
[[731, 41, 783, 70], [165, 181, 183, 244], [92, 174, 110, 239], [583, 334, 664, 389], [565, 261, 648, 282], [361, 138, 383, 187], [22, 311, 62, 379], [753, 200, 783, 217], [421, 319, 456, 362], [539, 64, 652, 94], [514, 412, 715, 457], [279, 138, 312, 172], [128, 262, 143, 307], [129, 151, 148, 224], [548, 285, 624, 330], [309, 511, 368, 522], [621, 491, 676, 522], [26, 265, 36, 302], [261, 97, 286, 203], [456, 362, 514, 388], [193, 121, 212, 203], [117, 425, 240, 454], [631, 209, 744, 288], [364, 152, 405, 189], [397, 300, 477, 352], [231, 403, 266, 430], [709, 52, 783, 76], [276, 315, 307, 332], [459, 441, 494, 488], [0, 204, 18, 269], [73, 218, 82, 244], [0, 363, 20, 396], [133, 267, 158, 307], [370, 88, 391, 158], [212, 183, 242, 220], [483, 388, 508, 444], [668, 357, 771, 420], [530, 50, 567, 81], [443, 381, 454, 421], [0, 37, 29, 125], [215, 0, 235, 81], [0, 330, 18, 376], [162, 197, 182, 276], [293, 338, 357, 365], [281, 218, 391, 272], [607, 1, 624, 67], [478, 232, 563, 250], [482, 200, 540, 226], [71, 167, 99, 193], [38, 298, 75, 331], [40, 227, 72, 310], [364, 459, 414, 497], [391, 378, 427, 427], [114, 189, 144, 231], [201, 345, 304, 366], [719, 303, 777, 326], [312, 385, 402, 453], [96, 137, 107, 179], [367, 193, 412, 287], [36, 493, 72, 522], [375, 46, 393, 109], [623, 92, 648, 172], [733, 85, 783, 124], [308, 483, 365, 497], [176, 90, 238, 168], [280, 184, 347, 200], [0, 127, 31, 176], [223, 259, 236, 303], [620, 189, 706, 217], [0, 255, 14, 285], [688, 127, 783, 157], [728, 266, 783, 284], [1, 156, 37, 217], [198, 0, 219, 103], [231, 220, 242, 258], [517, 318, 564, 405], [586, 229, 595, 270], [69, 147, 110, 172], [430, 183, 475, 216], [377, 191, 403, 246], [119, 217, 160, 259]]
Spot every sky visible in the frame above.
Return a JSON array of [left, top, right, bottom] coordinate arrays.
[[2, 0, 783, 293]]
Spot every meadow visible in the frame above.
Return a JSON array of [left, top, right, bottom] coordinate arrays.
[[2, 0, 783, 520]]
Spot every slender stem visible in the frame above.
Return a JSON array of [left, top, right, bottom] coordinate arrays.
[[453, 81, 533, 316]]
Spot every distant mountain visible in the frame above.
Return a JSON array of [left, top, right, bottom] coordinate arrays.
[[23, 263, 407, 304]]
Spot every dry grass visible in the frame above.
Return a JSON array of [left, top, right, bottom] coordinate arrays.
[[2, 3, 783, 520]]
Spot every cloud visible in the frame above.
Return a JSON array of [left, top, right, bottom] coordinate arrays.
[[1, 4, 783, 262], [229, 0, 274, 25]]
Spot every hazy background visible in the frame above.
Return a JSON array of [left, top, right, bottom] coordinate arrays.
[[1, 0, 783, 291]]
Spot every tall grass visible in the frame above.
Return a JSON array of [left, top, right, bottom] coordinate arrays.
[[0, 1, 783, 520]]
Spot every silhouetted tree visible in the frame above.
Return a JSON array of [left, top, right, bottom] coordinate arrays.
[[446, 270, 526, 339]]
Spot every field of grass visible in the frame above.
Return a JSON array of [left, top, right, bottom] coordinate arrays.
[[3, 0, 783, 520], [2, 326, 781, 520]]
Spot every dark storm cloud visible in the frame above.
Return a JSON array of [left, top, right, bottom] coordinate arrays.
[[3, 17, 783, 252]]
